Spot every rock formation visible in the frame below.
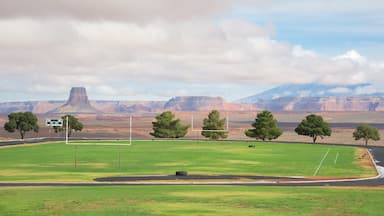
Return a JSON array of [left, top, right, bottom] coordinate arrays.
[[48, 87, 101, 114], [257, 96, 384, 111], [2, 86, 384, 114], [164, 96, 259, 111], [164, 96, 224, 111]]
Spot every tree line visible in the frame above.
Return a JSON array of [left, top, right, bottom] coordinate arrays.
[[151, 110, 381, 146], [3, 112, 83, 139], [3, 110, 381, 146]]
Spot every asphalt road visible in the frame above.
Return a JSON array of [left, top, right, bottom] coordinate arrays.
[[1, 140, 384, 187], [0, 137, 64, 147]]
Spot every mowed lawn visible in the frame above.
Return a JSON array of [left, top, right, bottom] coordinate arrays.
[[0, 141, 376, 182], [1, 186, 384, 216]]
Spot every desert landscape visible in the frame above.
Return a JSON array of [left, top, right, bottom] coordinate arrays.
[[1, 87, 384, 146], [1, 111, 384, 146], [2, 1, 384, 215]]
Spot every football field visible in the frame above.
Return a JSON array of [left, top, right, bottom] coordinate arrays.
[[0, 140, 375, 182]]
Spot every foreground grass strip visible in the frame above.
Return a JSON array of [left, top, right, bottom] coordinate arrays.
[[0, 141, 376, 182], [0, 186, 383, 216]]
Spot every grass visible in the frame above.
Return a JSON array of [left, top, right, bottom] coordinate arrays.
[[1, 186, 384, 216], [0, 140, 375, 182]]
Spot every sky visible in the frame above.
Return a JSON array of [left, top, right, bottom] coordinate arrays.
[[0, 0, 383, 102]]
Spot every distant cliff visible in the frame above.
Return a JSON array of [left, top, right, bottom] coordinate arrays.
[[0, 101, 64, 114], [256, 96, 384, 111], [237, 83, 384, 111], [2, 85, 384, 114], [164, 96, 259, 111], [48, 87, 101, 114]]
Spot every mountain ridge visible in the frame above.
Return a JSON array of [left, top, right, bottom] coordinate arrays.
[[238, 83, 383, 103], [1, 84, 384, 113]]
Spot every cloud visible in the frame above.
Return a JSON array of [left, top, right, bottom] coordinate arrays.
[[0, 18, 383, 99], [328, 87, 352, 94], [333, 50, 367, 65], [355, 85, 378, 95], [0, 1, 383, 101], [0, 0, 269, 22], [252, 0, 384, 15]]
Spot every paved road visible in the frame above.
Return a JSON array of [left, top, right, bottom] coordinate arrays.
[[1, 140, 384, 187]]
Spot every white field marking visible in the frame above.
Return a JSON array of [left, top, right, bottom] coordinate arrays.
[[334, 152, 339, 165], [313, 148, 330, 176]]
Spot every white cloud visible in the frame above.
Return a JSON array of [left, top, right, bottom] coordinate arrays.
[[0, 0, 268, 22], [328, 87, 352, 94], [254, 0, 384, 15], [292, 45, 317, 58], [0, 1, 383, 101], [333, 50, 367, 65], [355, 85, 378, 95], [0, 18, 383, 98]]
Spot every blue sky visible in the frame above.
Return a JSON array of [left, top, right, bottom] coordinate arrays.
[[234, 1, 384, 59], [0, 0, 383, 102]]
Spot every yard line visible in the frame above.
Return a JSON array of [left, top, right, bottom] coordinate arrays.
[[313, 148, 330, 176], [334, 152, 339, 165]]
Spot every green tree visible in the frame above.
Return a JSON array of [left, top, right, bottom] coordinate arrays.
[[150, 111, 189, 138], [295, 114, 332, 143], [245, 110, 282, 141], [201, 110, 228, 140], [353, 124, 380, 146], [54, 115, 83, 137], [4, 112, 39, 139]]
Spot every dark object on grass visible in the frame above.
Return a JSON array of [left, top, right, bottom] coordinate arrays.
[[176, 171, 188, 176], [248, 144, 255, 148]]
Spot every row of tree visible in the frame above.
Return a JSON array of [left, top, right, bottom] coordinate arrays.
[[151, 110, 381, 146], [3, 110, 380, 146], [3, 112, 83, 139]]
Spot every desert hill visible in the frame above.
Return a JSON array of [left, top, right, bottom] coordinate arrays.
[[238, 83, 384, 111], [2, 84, 384, 113], [0, 88, 258, 114], [49, 87, 101, 114]]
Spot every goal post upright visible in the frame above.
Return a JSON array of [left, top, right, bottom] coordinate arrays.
[[65, 115, 69, 144], [226, 115, 229, 131], [129, 115, 132, 145]]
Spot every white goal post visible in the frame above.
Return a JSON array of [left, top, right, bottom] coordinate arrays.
[[191, 115, 229, 132], [65, 115, 133, 146]]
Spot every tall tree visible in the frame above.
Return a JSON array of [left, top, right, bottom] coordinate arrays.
[[201, 110, 228, 140], [150, 111, 189, 138], [295, 114, 332, 143], [245, 110, 282, 141], [54, 115, 83, 137], [4, 112, 39, 139], [353, 124, 380, 146]]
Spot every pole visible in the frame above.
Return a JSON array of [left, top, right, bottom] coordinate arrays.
[[118, 146, 121, 169], [226, 115, 229, 131], [129, 115, 132, 144], [65, 115, 69, 144], [74, 145, 77, 168], [191, 115, 194, 131]]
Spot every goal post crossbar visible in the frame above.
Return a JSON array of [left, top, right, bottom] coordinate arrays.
[[65, 116, 132, 146], [66, 142, 132, 146]]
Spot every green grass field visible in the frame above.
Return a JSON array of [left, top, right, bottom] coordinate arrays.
[[0, 140, 375, 182], [1, 186, 384, 216]]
